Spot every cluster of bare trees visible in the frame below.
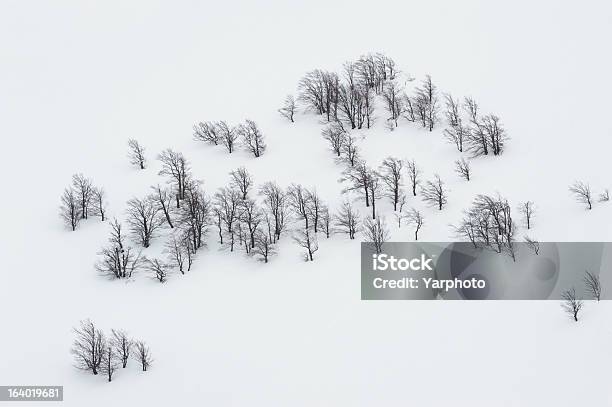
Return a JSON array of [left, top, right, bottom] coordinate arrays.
[[71, 319, 152, 382], [561, 271, 603, 322], [568, 181, 612, 210], [453, 194, 517, 260], [443, 96, 508, 157], [193, 120, 266, 157], [60, 173, 107, 230]]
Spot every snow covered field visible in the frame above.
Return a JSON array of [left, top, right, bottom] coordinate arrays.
[[1, 0, 612, 405]]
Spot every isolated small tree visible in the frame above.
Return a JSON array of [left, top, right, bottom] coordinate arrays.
[[60, 187, 81, 231], [405, 159, 421, 196], [193, 121, 220, 145], [71, 319, 105, 375], [158, 149, 190, 203], [100, 346, 119, 382], [91, 186, 107, 221], [217, 121, 239, 153], [278, 95, 297, 122], [454, 158, 471, 181], [561, 288, 584, 322], [599, 189, 610, 202], [583, 271, 601, 301], [133, 341, 152, 371], [145, 258, 168, 283], [363, 215, 390, 254], [230, 167, 253, 200], [380, 157, 404, 211], [569, 181, 592, 210], [110, 329, 132, 368], [421, 175, 448, 210], [239, 119, 266, 157], [126, 196, 164, 248], [335, 200, 360, 239], [406, 208, 424, 240], [524, 236, 540, 255], [72, 173, 93, 219], [322, 122, 346, 157], [518, 201, 535, 229], [293, 228, 318, 261], [127, 139, 146, 169]]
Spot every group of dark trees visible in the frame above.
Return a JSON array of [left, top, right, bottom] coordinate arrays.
[[60, 173, 107, 231], [193, 119, 266, 157], [71, 319, 152, 382], [561, 270, 603, 322], [568, 181, 611, 210]]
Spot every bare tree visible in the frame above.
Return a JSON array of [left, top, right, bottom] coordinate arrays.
[[340, 160, 371, 207], [278, 95, 297, 122], [363, 215, 390, 254], [561, 288, 584, 322], [421, 175, 448, 210], [380, 157, 404, 211], [239, 119, 266, 157], [335, 200, 360, 239], [443, 93, 460, 126], [287, 184, 311, 230], [127, 139, 146, 169], [239, 197, 263, 250], [293, 227, 318, 261], [569, 181, 593, 210], [72, 173, 94, 219], [415, 75, 439, 131], [214, 187, 241, 251], [444, 124, 469, 152], [158, 149, 190, 204], [406, 208, 424, 240], [253, 230, 276, 263], [382, 80, 404, 128], [126, 196, 164, 248], [145, 257, 168, 283], [71, 319, 105, 375], [405, 159, 421, 196], [342, 134, 360, 167], [177, 180, 210, 250], [60, 187, 81, 231], [319, 206, 333, 238], [133, 341, 152, 371], [151, 185, 174, 228], [518, 201, 535, 229], [90, 186, 107, 221], [305, 188, 324, 233], [524, 236, 540, 255], [322, 122, 346, 157], [110, 329, 132, 369], [100, 346, 119, 382], [165, 233, 187, 274], [583, 271, 601, 301], [217, 121, 239, 153], [599, 189, 610, 202], [230, 167, 253, 200], [454, 158, 471, 181], [367, 169, 382, 219], [481, 114, 507, 155], [259, 182, 288, 242], [193, 121, 220, 145], [95, 219, 142, 279]]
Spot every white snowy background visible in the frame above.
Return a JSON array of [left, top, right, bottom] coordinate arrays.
[[1, 0, 612, 405]]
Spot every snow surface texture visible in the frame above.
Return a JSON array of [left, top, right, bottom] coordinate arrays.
[[1, 0, 612, 406]]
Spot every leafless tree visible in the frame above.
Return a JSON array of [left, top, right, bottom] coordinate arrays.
[[293, 227, 318, 261], [393, 194, 408, 227], [90, 186, 107, 221], [71, 319, 105, 375], [239, 197, 263, 250], [110, 329, 132, 369], [402, 93, 416, 122], [454, 158, 471, 181], [481, 114, 507, 155], [96, 219, 142, 279], [259, 182, 288, 242], [100, 345, 119, 382], [126, 196, 164, 248], [518, 201, 535, 229], [72, 173, 94, 219], [133, 341, 152, 371], [239, 119, 266, 157], [214, 187, 241, 251], [253, 230, 276, 263], [319, 206, 332, 238], [421, 175, 448, 210], [382, 80, 404, 128], [340, 160, 371, 207], [127, 139, 147, 169], [337, 82, 364, 129], [305, 188, 324, 233], [145, 257, 168, 283], [177, 180, 210, 250], [287, 184, 311, 230], [414, 75, 439, 131], [165, 233, 187, 274], [405, 159, 421, 196], [322, 122, 346, 157], [599, 189, 610, 202], [583, 271, 601, 301], [561, 288, 584, 322], [335, 200, 360, 239], [569, 181, 593, 210], [363, 215, 390, 254], [444, 123, 469, 152], [342, 134, 360, 167], [367, 169, 382, 219], [443, 93, 460, 126], [151, 185, 174, 228], [278, 95, 297, 122], [524, 236, 540, 255], [406, 208, 424, 240], [158, 149, 190, 204], [60, 187, 81, 231], [230, 167, 253, 200], [380, 157, 404, 211], [298, 69, 339, 121], [193, 121, 220, 145], [217, 121, 239, 153]]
